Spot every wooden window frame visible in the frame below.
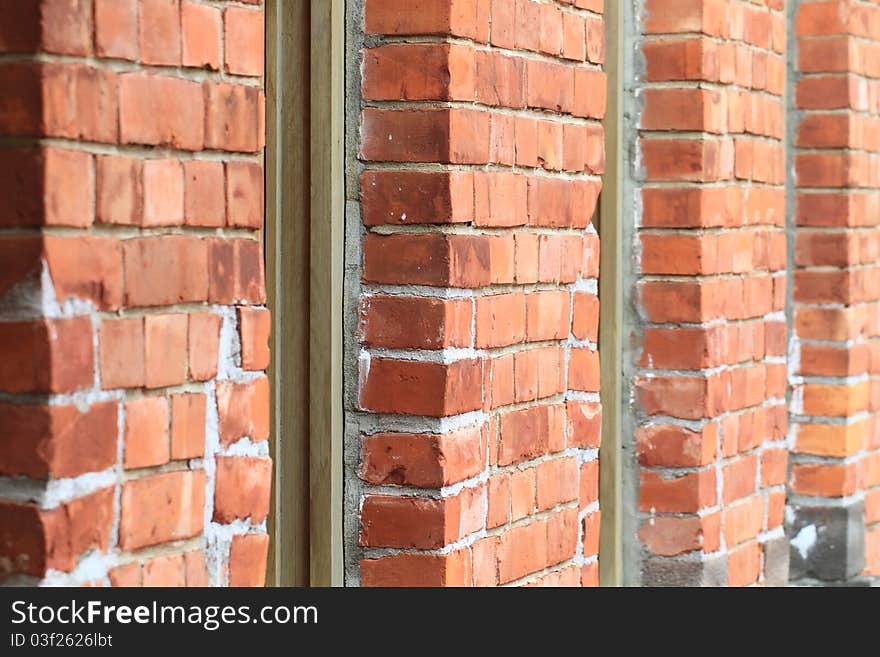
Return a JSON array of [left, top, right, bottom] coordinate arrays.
[[265, 0, 345, 587]]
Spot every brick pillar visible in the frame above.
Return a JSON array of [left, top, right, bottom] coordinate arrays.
[[789, 0, 880, 584], [0, 0, 269, 586], [349, 0, 605, 586], [628, 0, 789, 585]]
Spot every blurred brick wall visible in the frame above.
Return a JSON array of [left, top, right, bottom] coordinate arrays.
[[631, 0, 790, 586], [789, 0, 880, 583]]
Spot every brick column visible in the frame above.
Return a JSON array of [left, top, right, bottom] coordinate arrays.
[[0, 0, 269, 586], [789, 0, 880, 583], [348, 0, 605, 586], [628, 0, 789, 586]]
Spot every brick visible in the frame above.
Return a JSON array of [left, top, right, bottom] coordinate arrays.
[[181, 1, 221, 70], [0, 318, 93, 394], [96, 155, 142, 226], [226, 161, 263, 228], [360, 427, 483, 488], [43, 235, 122, 309], [143, 159, 183, 227], [360, 358, 483, 417], [229, 534, 269, 587], [536, 457, 579, 510], [213, 456, 273, 524], [0, 235, 40, 299], [123, 396, 170, 469], [361, 550, 472, 587], [123, 236, 209, 307], [170, 393, 206, 460], [204, 82, 264, 152], [0, 401, 117, 479], [498, 404, 564, 466], [216, 377, 270, 446], [140, 0, 181, 66], [109, 563, 141, 587], [119, 74, 204, 150], [184, 550, 209, 587], [239, 307, 271, 371], [142, 554, 185, 587], [119, 470, 205, 550], [639, 469, 717, 513], [144, 314, 187, 389], [360, 295, 472, 349], [360, 170, 474, 226], [94, 0, 138, 60], [475, 293, 525, 348], [188, 312, 221, 381], [43, 147, 93, 226], [365, 43, 475, 102], [360, 108, 489, 164], [183, 160, 225, 227], [99, 317, 144, 389]]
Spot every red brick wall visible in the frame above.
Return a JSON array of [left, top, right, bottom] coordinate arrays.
[[0, 0, 269, 586], [790, 0, 880, 582], [352, 0, 605, 586], [632, 0, 789, 586]]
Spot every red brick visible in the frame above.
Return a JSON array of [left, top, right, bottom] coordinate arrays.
[[96, 155, 142, 226], [123, 396, 170, 469], [229, 533, 269, 587], [639, 469, 717, 513], [0, 235, 40, 299], [213, 456, 272, 524], [216, 376, 270, 446], [109, 563, 141, 587], [43, 148, 93, 226], [94, 0, 138, 60], [0, 318, 93, 394], [119, 470, 205, 550], [183, 160, 225, 227], [360, 170, 474, 226], [361, 550, 472, 587], [123, 236, 208, 307], [360, 427, 483, 488], [119, 74, 204, 150], [226, 161, 262, 228], [184, 550, 209, 587], [181, 1, 221, 70], [239, 307, 270, 371], [99, 317, 144, 389], [0, 401, 117, 479], [43, 235, 122, 309], [140, 0, 181, 66], [142, 554, 185, 587], [170, 393, 206, 460], [188, 312, 221, 381], [536, 457, 579, 510], [498, 404, 564, 466], [224, 7, 264, 77], [204, 82, 264, 152], [360, 358, 483, 417], [144, 314, 187, 389], [360, 295, 471, 349], [143, 159, 183, 227]]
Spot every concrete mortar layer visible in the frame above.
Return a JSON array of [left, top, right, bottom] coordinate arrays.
[[343, 0, 368, 587], [620, 0, 648, 587]]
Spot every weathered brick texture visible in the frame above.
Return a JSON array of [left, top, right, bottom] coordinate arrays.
[[351, 0, 605, 586], [789, 0, 880, 583], [0, 0, 268, 587], [632, 0, 789, 586]]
